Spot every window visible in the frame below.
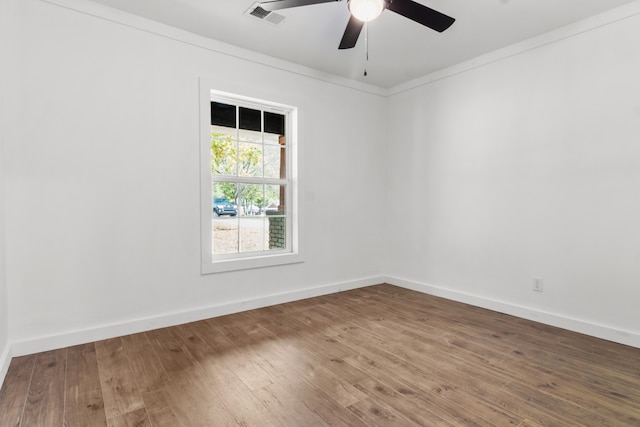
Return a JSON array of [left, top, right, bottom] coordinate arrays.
[[200, 84, 300, 273]]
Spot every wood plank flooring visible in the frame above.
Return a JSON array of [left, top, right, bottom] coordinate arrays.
[[1, 284, 640, 426]]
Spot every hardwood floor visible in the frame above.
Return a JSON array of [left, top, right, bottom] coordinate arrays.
[[1, 284, 639, 426]]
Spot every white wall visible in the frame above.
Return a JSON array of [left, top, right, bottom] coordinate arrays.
[[0, 0, 12, 384], [2, 0, 639, 358], [2, 0, 386, 353], [385, 10, 640, 344], [0, 121, 8, 383]]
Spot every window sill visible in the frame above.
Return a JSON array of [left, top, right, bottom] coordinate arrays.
[[202, 252, 304, 274]]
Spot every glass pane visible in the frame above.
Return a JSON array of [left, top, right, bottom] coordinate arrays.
[[236, 183, 263, 217], [263, 133, 282, 145], [212, 182, 238, 217], [264, 183, 285, 251], [211, 125, 236, 138], [213, 217, 239, 254], [239, 107, 261, 131], [237, 142, 263, 177], [212, 182, 239, 255], [211, 132, 237, 176], [264, 144, 284, 179], [264, 184, 285, 214], [239, 217, 268, 252], [264, 111, 285, 136], [268, 217, 286, 249], [238, 128, 262, 143], [211, 102, 236, 128]]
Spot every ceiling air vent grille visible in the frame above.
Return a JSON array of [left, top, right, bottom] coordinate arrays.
[[245, 3, 286, 25]]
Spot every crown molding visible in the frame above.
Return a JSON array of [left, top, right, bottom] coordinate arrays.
[[387, 1, 640, 95], [40, 0, 388, 96], [39, 0, 640, 98]]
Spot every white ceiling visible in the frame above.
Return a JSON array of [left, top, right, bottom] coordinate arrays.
[[86, 0, 638, 88]]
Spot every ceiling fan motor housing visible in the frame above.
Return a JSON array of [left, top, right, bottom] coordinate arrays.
[[347, 0, 388, 22], [258, 0, 454, 50]]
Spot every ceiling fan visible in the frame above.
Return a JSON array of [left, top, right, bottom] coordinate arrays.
[[258, 0, 455, 50]]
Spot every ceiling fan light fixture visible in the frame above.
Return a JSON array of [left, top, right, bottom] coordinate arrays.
[[348, 0, 385, 22]]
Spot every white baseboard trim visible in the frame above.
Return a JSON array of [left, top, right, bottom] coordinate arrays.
[[0, 342, 10, 390], [11, 276, 383, 357], [9, 274, 639, 359], [385, 276, 640, 349]]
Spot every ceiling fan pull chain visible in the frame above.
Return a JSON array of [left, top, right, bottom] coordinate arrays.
[[364, 22, 368, 76]]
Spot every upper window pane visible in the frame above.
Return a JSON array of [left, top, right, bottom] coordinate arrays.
[[210, 105, 286, 180], [264, 111, 285, 137], [239, 107, 261, 132], [264, 144, 283, 179], [237, 142, 263, 178], [238, 128, 262, 143], [263, 133, 281, 145], [211, 102, 236, 128], [211, 130, 237, 176]]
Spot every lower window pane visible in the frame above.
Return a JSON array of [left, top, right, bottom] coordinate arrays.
[[237, 183, 263, 217], [267, 216, 286, 249], [212, 181, 287, 255], [212, 182, 238, 255], [239, 217, 268, 252], [264, 184, 285, 213], [213, 217, 239, 254]]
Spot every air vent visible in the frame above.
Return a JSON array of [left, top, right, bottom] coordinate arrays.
[[250, 6, 270, 19], [245, 3, 286, 25]]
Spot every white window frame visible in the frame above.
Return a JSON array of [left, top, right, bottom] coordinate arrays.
[[200, 81, 301, 274]]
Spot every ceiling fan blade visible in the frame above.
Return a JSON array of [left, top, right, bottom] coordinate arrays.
[[386, 0, 455, 32], [338, 15, 364, 49], [259, 0, 340, 12]]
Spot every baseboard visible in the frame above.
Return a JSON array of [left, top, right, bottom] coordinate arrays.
[[10, 273, 639, 357], [385, 276, 640, 349], [0, 342, 10, 390], [11, 276, 383, 357]]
